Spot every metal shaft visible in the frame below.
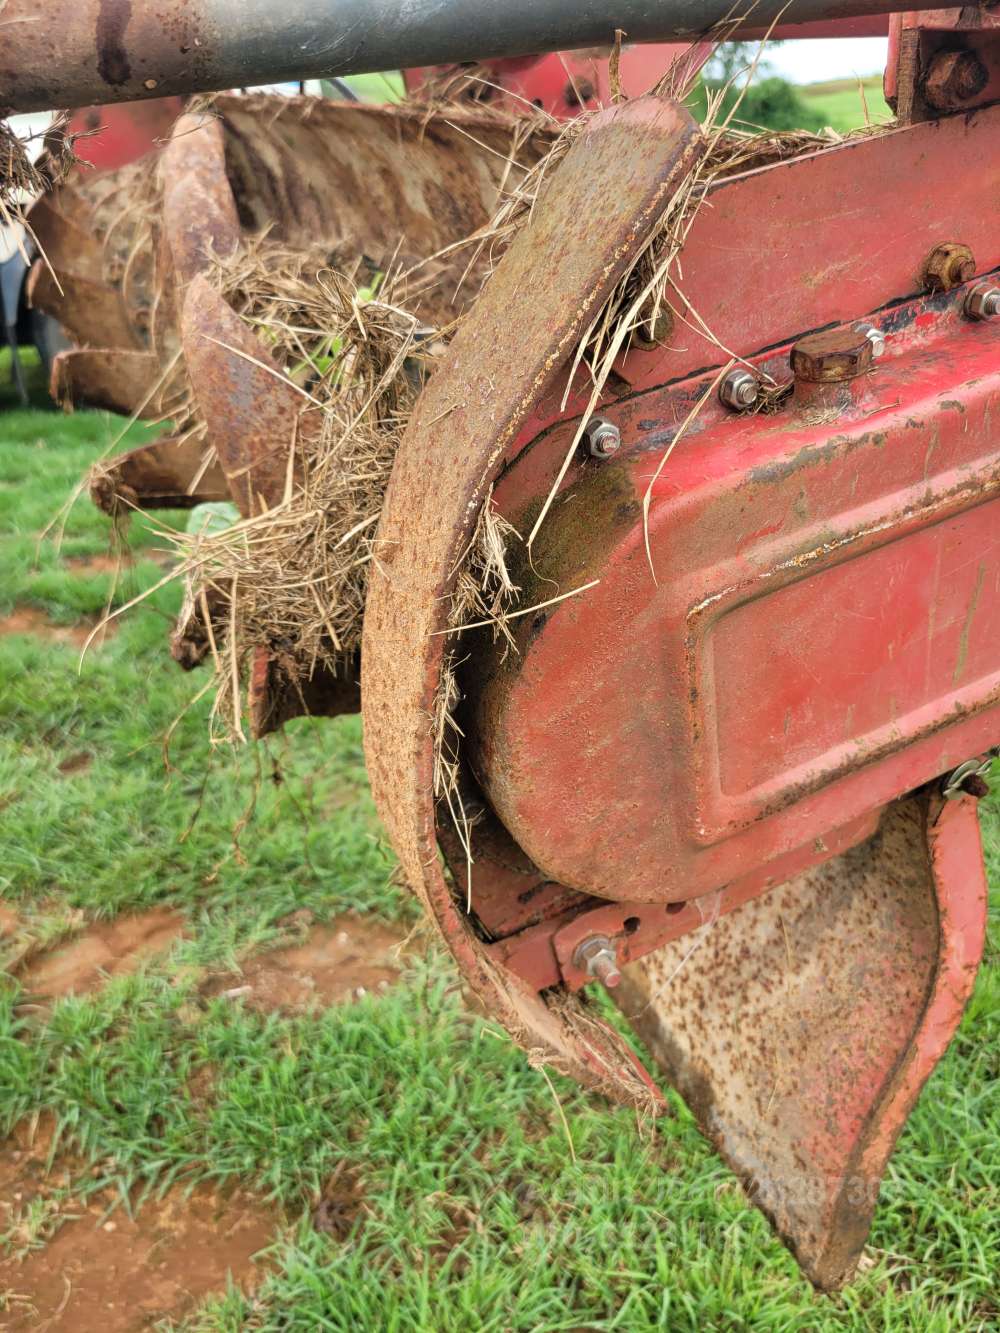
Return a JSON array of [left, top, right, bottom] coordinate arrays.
[[2, 0, 929, 113]]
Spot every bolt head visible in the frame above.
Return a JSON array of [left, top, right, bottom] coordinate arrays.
[[564, 77, 596, 107], [790, 327, 874, 384], [923, 242, 976, 293], [718, 368, 759, 411], [584, 418, 621, 459], [632, 306, 675, 350], [964, 282, 1000, 321], [923, 50, 988, 111]]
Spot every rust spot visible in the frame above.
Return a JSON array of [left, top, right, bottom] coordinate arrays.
[[790, 328, 873, 384], [922, 242, 975, 294], [96, 0, 132, 87]]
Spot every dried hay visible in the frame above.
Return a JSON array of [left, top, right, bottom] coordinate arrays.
[[0, 112, 79, 264], [0, 113, 76, 214], [134, 238, 445, 737]]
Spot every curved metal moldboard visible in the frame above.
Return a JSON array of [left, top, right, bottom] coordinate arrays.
[[613, 791, 987, 1288], [49, 347, 163, 416], [179, 272, 314, 516], [90, 433, 230, 514], [160, 112, 241, 288], [362, 96, 705, 1106], [29, 262, 147, 353]]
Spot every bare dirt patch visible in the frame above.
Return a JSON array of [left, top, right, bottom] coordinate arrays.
[[0, 902, 19, 939], [63, 553, 124, 575], [17, 908, 187, 1002], [311, 1163, 365, 1241], [56, 750, 93, 777], [203, 913, 407, 1014], [0, 606, 117, 650], [0, 1121, 276, 1332]]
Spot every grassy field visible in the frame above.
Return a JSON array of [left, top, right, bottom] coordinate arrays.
[[0, 350, 998, 1330], [800, 76, 893, 133]]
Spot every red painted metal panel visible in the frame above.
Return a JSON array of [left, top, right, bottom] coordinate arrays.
[[514, 103, 1000, 447], [68, 97, 184, 172], [467, 290, 1000, 905]]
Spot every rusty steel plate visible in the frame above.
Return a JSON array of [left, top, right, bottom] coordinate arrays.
[[49, 348, 164, 416], [90, 433, 229, 514], [180, 273, 314, 516], [362, 96, 704, 1105], [613, 791, 986, 1288]]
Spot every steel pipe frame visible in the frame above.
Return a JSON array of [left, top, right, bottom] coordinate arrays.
[[0, 0, 944, 112]]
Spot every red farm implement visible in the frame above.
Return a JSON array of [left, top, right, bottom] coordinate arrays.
[[3, 0, 998, 1290]]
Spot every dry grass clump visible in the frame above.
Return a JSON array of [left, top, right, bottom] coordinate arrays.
[[1, 113, 78, 229], [155, 237, 443, 736], [433, 496, 521, 879]]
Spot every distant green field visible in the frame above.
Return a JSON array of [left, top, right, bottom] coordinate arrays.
[[801, 75, 892, 132], [337, 66, 888, 133]]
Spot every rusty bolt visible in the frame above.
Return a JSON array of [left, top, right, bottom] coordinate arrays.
[[923, 242, 976, 293], [961, 773, 991, 799], [632, 306, 675, 350], [719, 368, 759, 411], [573, 935, 622, 988], [564, 78, 596, 107], [583, 417, 621, 459], [922, 50, 988, 111], [790, 327, 874, 384], [964, 282, 1000, 321], [853, 322, 886, 358]]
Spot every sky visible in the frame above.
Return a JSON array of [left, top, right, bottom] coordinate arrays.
[[762, 38, 888, 84]]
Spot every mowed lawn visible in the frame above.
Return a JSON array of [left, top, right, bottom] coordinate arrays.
[[0, 351, 998, 1330]]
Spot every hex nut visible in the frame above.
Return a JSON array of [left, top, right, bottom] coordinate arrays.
[[583, 417, 621, 459], [964, 282, 1000, 321], [922, 50, 988, 111], [923, 242, 976, 293], [790, 327, 874, 384], [718, 368, 759, 411], [573, 935, 622, 988]]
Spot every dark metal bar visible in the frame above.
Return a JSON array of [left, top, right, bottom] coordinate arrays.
[[0, 0, 919, 113]]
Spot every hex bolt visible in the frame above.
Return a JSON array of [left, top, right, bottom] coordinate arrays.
[[790, 326, 874, 384], [922, 50, 988, 112], [718, 368, 760, 411], [853, 322, 886, 358], [564, 77, 595, 107], [573, 935, 622, 989], [583, 417, 621, 459], [632, 305, 675, 350], [964, 282, 1000, 321]]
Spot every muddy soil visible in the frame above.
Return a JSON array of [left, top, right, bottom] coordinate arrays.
[[0, 1121, 275, 1331], [0, 607, 116, 650], [15, 908, 187, 1003], [202, 914, 408, 1014]]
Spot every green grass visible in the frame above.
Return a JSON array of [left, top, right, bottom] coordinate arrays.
[[0, 351, 998, 1330], [801, 76, 893, 133]]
